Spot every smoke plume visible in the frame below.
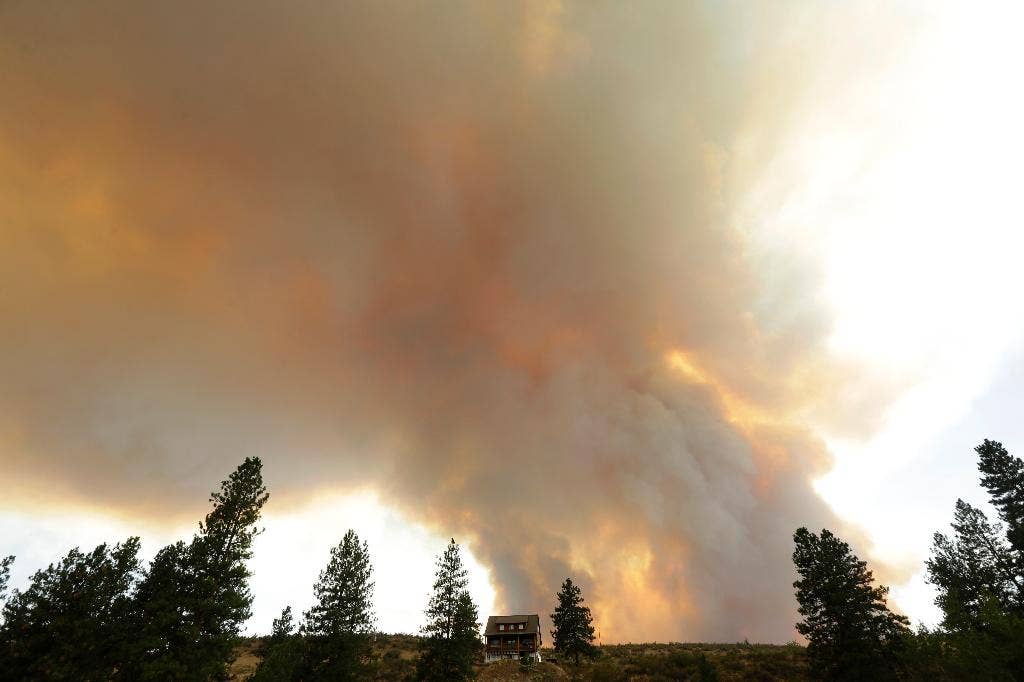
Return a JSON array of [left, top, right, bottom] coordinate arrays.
[[0, 1, 909, 640]]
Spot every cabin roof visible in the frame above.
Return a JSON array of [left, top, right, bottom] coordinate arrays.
[[484, 614, 541, 636]]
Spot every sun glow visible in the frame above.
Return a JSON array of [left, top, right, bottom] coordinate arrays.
[[249, 491, 497, 635]]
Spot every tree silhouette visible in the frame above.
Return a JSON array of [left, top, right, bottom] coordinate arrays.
[[131, 457, 269, 679], [303, 529, 376, 679], [926, 439, 1024, 677], [0, 555, 12, 606], [251, 606, 304, 682], [0, 539, 141, 679], [793, 527, 909, 680], [550, 577, 597, 665], [977, 439, 1024, 582], [416, 539, 480, 681]]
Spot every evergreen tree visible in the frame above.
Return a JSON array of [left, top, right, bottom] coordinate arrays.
[[926, 440, 1024, 678], [251, 606, 304, 682], [0, 555, 12, 606], [303, 529, 377, 680], [131, 457, 269, 680], [0, 538, 142, 680], [792, 527, 910, 681], [272, 605, 296, 640], [927, 499, 1018, 631], [416, 539, 480, 681], [977, 439, 1024, 584], [550, 577, 597, 665]]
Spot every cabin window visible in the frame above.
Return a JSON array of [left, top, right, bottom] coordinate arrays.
[[498, 624, 505, 631], [518, 623, 524, 630]]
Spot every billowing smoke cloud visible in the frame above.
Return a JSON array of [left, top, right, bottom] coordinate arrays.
[[1, 1, 911, 641]]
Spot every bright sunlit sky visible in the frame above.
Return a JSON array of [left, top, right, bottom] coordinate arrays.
[[807, 1, 1024, 627], [2, 1, 1024, 641]]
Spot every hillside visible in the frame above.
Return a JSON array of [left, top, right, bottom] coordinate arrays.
[[230, 636, 809, 681]]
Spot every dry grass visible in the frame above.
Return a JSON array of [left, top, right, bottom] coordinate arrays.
[[587, 642, 809, 681], [230, 637, 808, 681], [477, 659, 568, 681], [228, 639, 262, 681]]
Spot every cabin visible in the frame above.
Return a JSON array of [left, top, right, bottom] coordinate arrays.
[[483, 614, 542, 663]]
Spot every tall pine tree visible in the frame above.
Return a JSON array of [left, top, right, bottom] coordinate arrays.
[[927, 440, 1024, 677], [793, 527, 910, 681], [0, 538, 142, 680], [928, 499, 1018, 631], [417, 539, 480, 681], [550, 577, 596, 665], [0, 555, 12, 606], [977, 439, 1024, 588], [303, 529, 377, 680], [131, 457, 269, 679]]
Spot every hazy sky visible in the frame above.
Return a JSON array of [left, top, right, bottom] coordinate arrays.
[[2, 1, 1023, 642]]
